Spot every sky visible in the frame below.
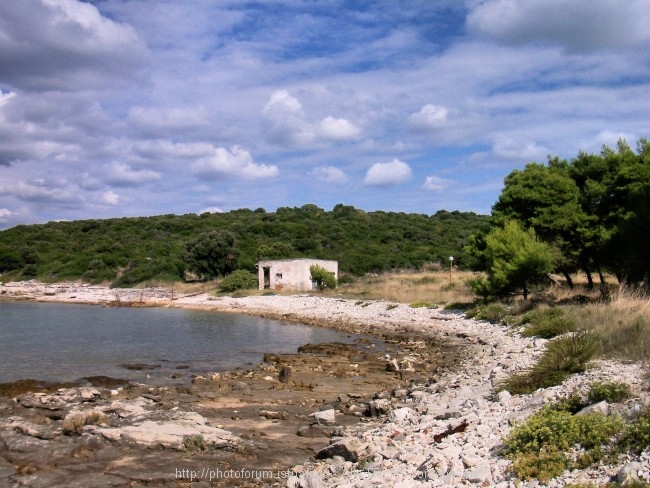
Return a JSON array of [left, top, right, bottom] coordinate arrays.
[[1, 0, 649, 229]]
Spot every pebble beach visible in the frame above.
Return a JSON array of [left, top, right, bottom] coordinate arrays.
[[1, 280, 649, 487]]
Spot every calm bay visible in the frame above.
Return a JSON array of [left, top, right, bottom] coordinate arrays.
[[0, 301, 356, 384]]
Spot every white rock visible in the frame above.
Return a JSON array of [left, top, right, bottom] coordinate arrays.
[[310, 409, 336, 425]]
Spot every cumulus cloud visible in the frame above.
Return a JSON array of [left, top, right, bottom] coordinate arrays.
[[103, 161, 161, 186], [0, 0, 147, 91], [261, 90, 310, 146], [191, 146, 279, 180], [364, 159, 412, 187], [310, 166, 348, 184], [467, 0, 650, 53], [262, 90, 360, 146], [408, 104, 449, 131], [318, 116, 361, 141], [422, 175, 455, 192]]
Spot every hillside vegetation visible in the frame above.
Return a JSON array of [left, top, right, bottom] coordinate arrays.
[[0, 205, 488, 287]]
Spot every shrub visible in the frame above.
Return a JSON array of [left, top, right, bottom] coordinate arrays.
[[503, 403, 624, 482], [521, 307, 576, 339], [219, 269, 258, 292], [508, 447, 569, 483], [588, 381, 633, 404], [409, 301, 433, 308], [622, 406, 650, 454], [466, 302, 509, 324]]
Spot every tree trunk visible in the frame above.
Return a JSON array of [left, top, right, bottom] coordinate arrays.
[[523, 283, 529, 300], [597, 267, 606, 285], [563, 271, 574, 288], [585, 268, 594, 289]]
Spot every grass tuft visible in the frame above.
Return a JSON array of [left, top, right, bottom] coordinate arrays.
[[520, 306, 576, 339], [500, 331, 600, 394]]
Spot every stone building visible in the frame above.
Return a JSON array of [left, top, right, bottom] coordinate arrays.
[[257, 259, 338, 291]]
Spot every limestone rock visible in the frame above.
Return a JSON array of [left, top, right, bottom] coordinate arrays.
[[465, 464, 492, 484], [310, 408, 336, 425], [576, 400, 609, 416], [93, 411, 239, 450]]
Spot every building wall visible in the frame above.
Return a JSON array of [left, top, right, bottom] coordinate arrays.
[[258, 259, 338, 291]]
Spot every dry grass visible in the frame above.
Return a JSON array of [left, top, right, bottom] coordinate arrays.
[[566, 286, 650, 361], [331, 270, 477, 305]]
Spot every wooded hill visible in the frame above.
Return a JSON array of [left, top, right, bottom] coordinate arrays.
[[0, 205, 489, 287]]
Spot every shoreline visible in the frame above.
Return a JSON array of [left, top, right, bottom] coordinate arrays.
[[1, 281, 649, 486]]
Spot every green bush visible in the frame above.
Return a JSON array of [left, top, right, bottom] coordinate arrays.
[[503, 403, 624, 482], [219, 270, 258, 292], [409, 301, 433, 308], [588, 381, 633, 404], [521, 307, 576, 339], [622, 406, 650, 454], [466, 302, 509, 324]]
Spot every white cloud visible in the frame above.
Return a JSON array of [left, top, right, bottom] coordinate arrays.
[[98, 190, 120, 205], [261, 90, 310, 146], [492, 137, 550, 161], [103, 161, 161, 186], [0, 179, 82, 205], [364, 159, 412, 187], [261, 90, 361, 146], [0, 0, 147, 91], [318, 116, 361, 141], [199, 206, 223, 214], [467, 0, 650, 53], [310, 166, 348, 184], [191, 146, 279, 180], [0, 208, 13, 219], [422, 175, 455, 192], [408, 104, 449, 130]]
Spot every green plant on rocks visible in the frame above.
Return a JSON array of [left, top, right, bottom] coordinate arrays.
[[499, 331, 600, 394], [502, 402, 624, 482], [409, 301, 433, 308], [183, 434, 211, 454], [465, 302, 509, 324], [622, 406, 650, 454], [520, 306, 576, 339], [587, 381, 633, 404]]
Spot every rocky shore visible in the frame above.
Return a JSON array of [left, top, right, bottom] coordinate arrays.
[[1, 281, 649, 487]]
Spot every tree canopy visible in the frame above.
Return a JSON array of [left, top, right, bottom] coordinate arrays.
[[477, 137, 650, 287]]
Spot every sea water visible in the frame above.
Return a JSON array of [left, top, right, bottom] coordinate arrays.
[[0, 301, 356, 384]]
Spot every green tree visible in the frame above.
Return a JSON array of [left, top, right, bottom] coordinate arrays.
[[492, 162, 591, 287], [183, 230, 238, 279], [471, 221, 557, 300], [310, 264, 337, 291]]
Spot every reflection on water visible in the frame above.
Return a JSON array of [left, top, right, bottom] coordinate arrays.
[[0, 301, 356, 384]]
